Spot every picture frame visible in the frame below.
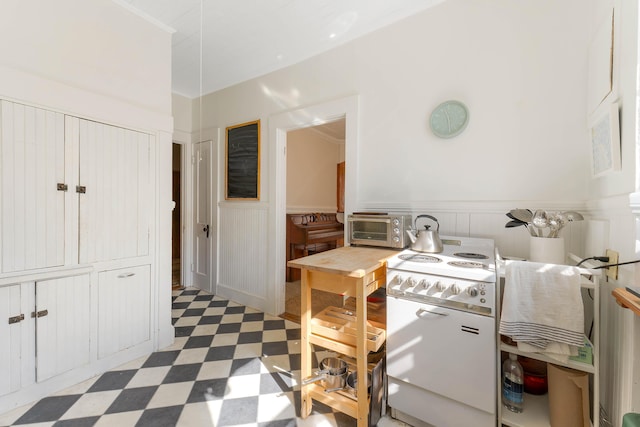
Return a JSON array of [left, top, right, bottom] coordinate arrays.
[[225, 120, 260, 200], [590, 102, 620, 177]]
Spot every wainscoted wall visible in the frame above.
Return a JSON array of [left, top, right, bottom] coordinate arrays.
[[217, 204, 268, 310]]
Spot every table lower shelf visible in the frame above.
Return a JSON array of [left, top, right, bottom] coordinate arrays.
[[305, 382, 368, 419]]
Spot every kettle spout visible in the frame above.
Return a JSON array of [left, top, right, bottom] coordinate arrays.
[[405, 229, 417, 244]]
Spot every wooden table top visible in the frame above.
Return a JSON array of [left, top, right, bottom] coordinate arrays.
[[287, 246, 399, 278]]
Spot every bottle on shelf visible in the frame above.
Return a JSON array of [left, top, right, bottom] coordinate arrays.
[[502, 353, 524, 413]]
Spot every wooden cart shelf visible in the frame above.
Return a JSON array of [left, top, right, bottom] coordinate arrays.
[[306, 382, 362, 417], [311, 306, 386, 355]]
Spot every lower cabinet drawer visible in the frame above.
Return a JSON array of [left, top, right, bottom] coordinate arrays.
[[97, 265, 151, 359]]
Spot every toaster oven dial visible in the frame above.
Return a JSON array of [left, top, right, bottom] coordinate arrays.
[[392, 218, 400, 226]]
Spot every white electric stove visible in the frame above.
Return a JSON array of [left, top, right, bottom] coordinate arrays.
[[386, 236, 498, 427]]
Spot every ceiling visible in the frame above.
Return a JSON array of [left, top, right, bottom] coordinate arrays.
[[114, 0, 444, 98]]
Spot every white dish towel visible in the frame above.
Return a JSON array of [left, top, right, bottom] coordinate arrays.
[[499, 261, 584, 358]]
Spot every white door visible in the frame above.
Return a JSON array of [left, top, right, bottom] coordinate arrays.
[[0, 101, 67, 273], [78, 119, 151, 263], [193, 140, 214, 292], [97, 265, 151, 359], [0, 282, 35, 397], [36, 274, 90, 382]]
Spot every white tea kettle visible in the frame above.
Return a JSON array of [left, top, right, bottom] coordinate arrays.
[[406, 214, 443, 253]]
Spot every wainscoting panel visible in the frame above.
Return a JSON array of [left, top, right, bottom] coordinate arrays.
[[218, 205, 268, 311]]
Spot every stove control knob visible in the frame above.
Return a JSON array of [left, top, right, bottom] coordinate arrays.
[[448, 284, 460, 295], [388, 275, 402, 288], [466, 287, 479, 297], [434, 281, 445, 292], [416, 279, 428, 291], [400, 277, 416, 290]]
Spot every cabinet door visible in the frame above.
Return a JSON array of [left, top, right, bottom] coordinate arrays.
[[97, 265, 150, 359], [36, 274, 90, 382], [0, 101, 67, 272], [78, 120, 150, 263], [0, 283, 35, 396]]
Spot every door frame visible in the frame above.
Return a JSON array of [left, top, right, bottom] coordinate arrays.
[[268, 95, 359, 315], [172, 138, 192, 290]]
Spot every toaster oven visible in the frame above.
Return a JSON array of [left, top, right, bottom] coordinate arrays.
[[348, 212, 412, 249]]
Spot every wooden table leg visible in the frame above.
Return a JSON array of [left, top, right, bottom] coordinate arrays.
[[356, 277, 368, 427], [300, 268, 313, 418]]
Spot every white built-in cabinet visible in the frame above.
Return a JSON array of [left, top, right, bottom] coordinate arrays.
[[0, 282, 34, 397], [0, 273, 90, 397], [98, 265, 151, 359], [0, 99, 155, 413], [36, 274, 91, 382], [0, 103, 66, 272], [0, 101, 150, 273], [78, 119, 150, 263]]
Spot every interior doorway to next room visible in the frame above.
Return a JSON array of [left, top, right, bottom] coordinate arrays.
[[172, 143, 182, 289], [283, 119, 346, 321]]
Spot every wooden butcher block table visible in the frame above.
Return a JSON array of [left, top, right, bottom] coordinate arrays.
[[287, 246, 398, 427]]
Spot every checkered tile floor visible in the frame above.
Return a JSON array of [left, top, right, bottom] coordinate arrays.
[[0, 288, 407, 427]]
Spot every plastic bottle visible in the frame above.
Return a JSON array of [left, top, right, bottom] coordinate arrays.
[[502, 353, 524, 413]]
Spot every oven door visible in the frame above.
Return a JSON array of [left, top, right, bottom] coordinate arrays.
[[386, 295, 496, 414]]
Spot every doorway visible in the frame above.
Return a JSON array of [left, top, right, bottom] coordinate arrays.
[[283, 120, 346, 321], [172, 143, 182, 290], [268, 94, 359, 317]]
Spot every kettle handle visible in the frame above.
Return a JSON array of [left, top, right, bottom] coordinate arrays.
[[415, 214, 440, 231]]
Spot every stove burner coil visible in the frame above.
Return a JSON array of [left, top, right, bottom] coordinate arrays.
[[453, 252, 489, 260], [398, 254, 442, 263], [448, 261, 486, 269]]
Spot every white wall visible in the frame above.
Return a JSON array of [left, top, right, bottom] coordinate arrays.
[[172, 94, 193, 143], [0, 0, 171, 125], [286, 128, 342, 213], [195, 0, 590, 205]]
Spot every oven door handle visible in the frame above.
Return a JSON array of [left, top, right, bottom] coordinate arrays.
[[416, 308, 449, 318]]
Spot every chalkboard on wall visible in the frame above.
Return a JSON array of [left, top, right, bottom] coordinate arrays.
[[226, 120, 260, 200]]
